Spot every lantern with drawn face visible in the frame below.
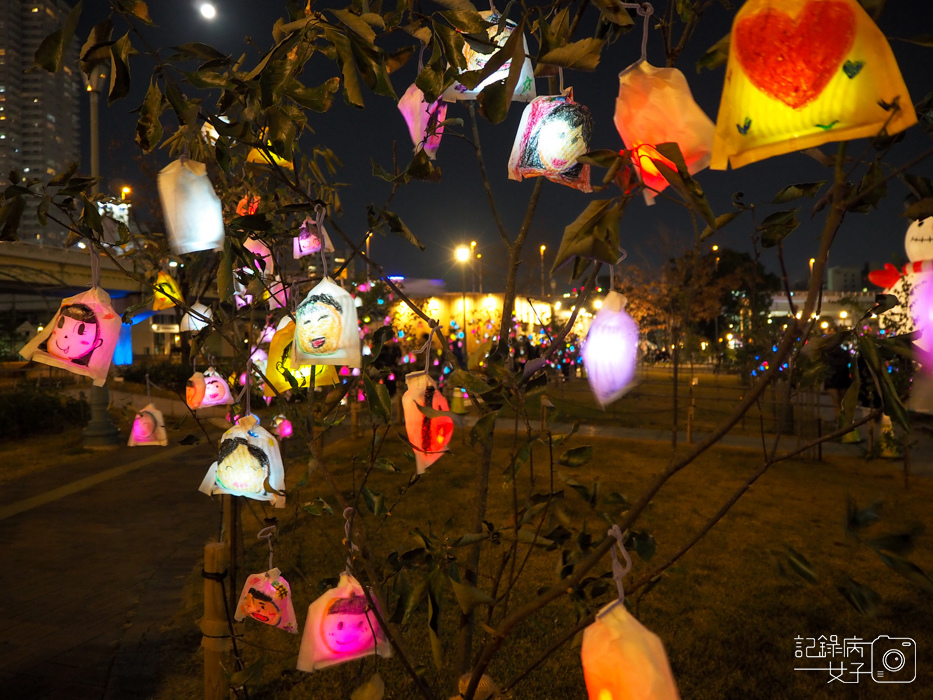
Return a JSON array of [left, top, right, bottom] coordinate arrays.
[[296, 573, 391, 672], [199, 415, 286, 506], [265, 320, 339, 397], [402, 372, 454, 474], [20, 287, 121, 387], [582, 292, 640, 409], [152, 271, 184, 311], [157, 158, 225, 255], [186, 371, 206, 409], [293, 217, 334, 260], [128, 403, 168, 447], [202, 370, 234, 407], [235, 569, 299, 633], [509, 92, 593, 192], [290, 278, 361, 369]]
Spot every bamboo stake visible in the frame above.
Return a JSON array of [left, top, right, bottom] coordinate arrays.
[[200, 541, 231, 700]]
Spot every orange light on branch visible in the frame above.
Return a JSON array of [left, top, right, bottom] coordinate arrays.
[[711, 0, 917, 170], [614, 62, 714, 203], [402, 372, 454, 474]]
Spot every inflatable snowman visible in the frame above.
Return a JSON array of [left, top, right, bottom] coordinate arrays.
[[869, 217, 933, 413]]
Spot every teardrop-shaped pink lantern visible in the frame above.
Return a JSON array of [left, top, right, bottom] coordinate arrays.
[[582, 292, 639, 408], [398, 83, 447, 160]]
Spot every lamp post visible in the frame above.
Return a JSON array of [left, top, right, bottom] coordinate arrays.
[[539, 245, 546, 298], [476, 253, 483, 294], [470, 240, 477, 292], [456, 245, 470, 360], [82, 66, 121, 448]]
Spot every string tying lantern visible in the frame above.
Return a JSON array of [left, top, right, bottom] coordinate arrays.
[[199, 415, 286, 506], [290, 277, 362, 369], [711, 0, 917, 170], [402, 369, 454, 474], [398, 82, 447, 160], [508, 90, 594, 192], [582, 292, 639, 409], [157, 158, 225, 254]]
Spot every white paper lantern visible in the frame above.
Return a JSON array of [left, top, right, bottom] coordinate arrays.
[[290, 277, 361, 369], [199, 415, 286, 506], [180, 302, 212, 333], [157, 158, 225, 255], [582, 292, 639, 408], [235, 568, 299, 633], [128, 403, 168, 447], [293, 217, 334, 260], [398, 82, 447, 160]]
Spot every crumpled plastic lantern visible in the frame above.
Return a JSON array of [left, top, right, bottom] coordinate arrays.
[[402, 372, 454, 474], [186, 367, 234, 409], [128, 403, 168, 447], [441, 10, 536, 102], [508, 90, 593, 192], [180, 302, 212, 333], [290, 277, 362, 369], [235, 568, 298, 633], [398, 82, 448, 160], [243, 237, 275, 277], [582, 292, 639, 408], [614, 61, 715, 203], [581, 601, 681, 700], [157, 158, 225, 254], [296, 572, 392, 672], [265, 320, 339, 396], [711, 0, 917, 170], [152, 271, 183, 311], [266, 277, 289, 310], [199, 415, 286, 506], [20, 287, 122, 387], [293, 217, 334, 260]]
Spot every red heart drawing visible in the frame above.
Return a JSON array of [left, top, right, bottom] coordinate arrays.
[[734, 0, 856, 110]]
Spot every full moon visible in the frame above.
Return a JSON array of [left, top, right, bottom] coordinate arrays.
[[200, 3, 217, 19]]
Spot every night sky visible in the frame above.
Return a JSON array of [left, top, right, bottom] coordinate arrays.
[[77, 0, 933, 293]]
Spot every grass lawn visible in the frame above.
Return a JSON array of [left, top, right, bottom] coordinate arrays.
[[154, 420, 933, 699]]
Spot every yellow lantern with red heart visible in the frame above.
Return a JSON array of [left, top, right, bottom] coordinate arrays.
[[711, 0, 916, 170]]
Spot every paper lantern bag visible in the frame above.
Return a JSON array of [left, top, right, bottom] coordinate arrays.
[[582, 292, 639, 408], [19, 286, 121, 387], [711, 0, 916, 170], [290, 277, 361, 369], [128, 403, 168, 447], [296, 573, 392, 671], [614, 61, 714, 204], [199, 415, 286, 507], [235, 568, 299, 633], [582, 602, 680, 700], [398, 83, 447, 160], [187, 368, 234, 409], [402, 372, 454, 474], [293, 217, 334, 260], [157, 158, 225, 254], [265, 320, 339, 397], [153, 271, 183, 311]]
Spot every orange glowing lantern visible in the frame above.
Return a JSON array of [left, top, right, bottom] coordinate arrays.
[[711, 0, 917, 170], [152, 270, 183, 311], [614, 62, 714, 203], [199, 415, 286, 506], [402, 372, 454, 474], [236, 194, 260, 216]]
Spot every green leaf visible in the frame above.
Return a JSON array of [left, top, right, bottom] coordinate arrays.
[[326, 28, 364, 108], [840, 361, 861, 426], [79, 19, 114, 75], [905, 197, 933, 220], [350, 673, 385, 700], [538, 38, 605, 72], [448, 368, 492, 395], [851, 161, 886, 212], [286, 77, 341, 112], [135, 78, 164, 153], [469, 410, 499, 449], [873, 293, 900, 314], [225, 655, 264, 689], [81, 195, 102, 233], [474, 19, 527, 123], [771, 182, 826, 203], [651, 143, 717, 228], [108, 33, 133, 104], [329, 8, 377, 44], [875, 551, 933, 593], [868, 528, 924, 556], [758, 209, 801, 248], [0, 195, 26, 242], [846, 498, 882, 534], [34, 0, 83, 73], [427, 570, 444, 670], [837, 578, 880, 615], [449, 578, 494, 614], [449, 532, 489, 547], [785, 547, 817, 584], [171, 42, 228, 62], [700, 211, 744, 241], [551, 199, 622, 273], [440, 10, 488, 33], [368, 206, 424, 250], [559, 445, 594, 468], [503, 436, 535, 482], [558, 472, 597, 507], [590, 0, 635, 27], [361, 486, 386, 517], [302, 497, 335, 516], [858, 333, 909, 430], [363, 373, 391, 421], [116, 0, 154, 25], [696, 32, 729, 72], [415, 36, 447, 103], [629, 530, 656, 563], [373, 457, 400, 473]]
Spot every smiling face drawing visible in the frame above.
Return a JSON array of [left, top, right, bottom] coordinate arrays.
[[905, 218, 933, 263], [296, 293, 343, 356], [321, 593, 379, 654], [215, 437, 269, 494], [203, 376, 229, 404], [241, 587, 282, 626], [46, 304, 101, 363], [297, 219, 323, 255]]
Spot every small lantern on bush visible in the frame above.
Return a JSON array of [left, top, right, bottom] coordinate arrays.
[[265, 277, 289, 310], [582, 292, 639, 409], [614, 62, 714, 203], [296, 573, 391, 671], [243, 237, 275, 278], [186, 368, 234, 410], [19, 287, 121, 387], [711, 0, 916, 170], [199, 415, 286, 506], [265, 320, 339, 396], [398, 83, 447, 160], [402, 372, 454, 474], [508, 90, 593, 192], [235, 568, 298, 633], [128, 403, 167, 447], [180, 302, 212, 333], [271, 414, 293, 438], [157, 158, 225, 254], [290, 278, 362, 369], [152, 271, 184, 311], [293, 217, 334, 260]]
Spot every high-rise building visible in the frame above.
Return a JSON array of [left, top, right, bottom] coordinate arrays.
[[0, 0, 80, 245]]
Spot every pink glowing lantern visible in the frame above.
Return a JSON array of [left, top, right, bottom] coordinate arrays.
[[266, 278, 289, 310], [157, 158, 225, 254], [235, 568, 298, 633], [296, 573, 391, 672], [293, 217, 334, 260], [186, 367, 234, 410], [19, 287, 122, 387], [128, 403, 167, 447], [402, 372, 454, 474], [398, 82, 447, 160], [614, 61, 715, 204], [508, 90, 593, 192], [243, 237, 275, 277], [290, 277, 362, 369], [199, 415, 286, 506], [582, 292, 639, 408], [271, 414, 293, 438], [582, 601, 681, 700]]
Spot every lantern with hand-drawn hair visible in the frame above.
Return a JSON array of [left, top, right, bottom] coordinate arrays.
[[128, 403, 168, 447], [265, 319, 339, 396], [402, 372, 454, 474], [582, 292, 639, 409], [157, 158, 225, 254], [398, 83, 447, 160], [290, 278, 361, 369], [199, 415, 286, 506], [509, 91, 593, 192], [614, 62, 715, 204], [711, 0, 916, 170], [293, 217, 334, 260], [296, 572, 391, 671], [235, 568, 298, 633], [19, 287, 121, 387]]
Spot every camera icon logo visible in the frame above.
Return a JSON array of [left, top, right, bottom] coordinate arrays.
[[871, 636, 916, 683]]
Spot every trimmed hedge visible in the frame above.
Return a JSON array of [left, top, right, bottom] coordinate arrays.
[[0, 387, 90, 440]]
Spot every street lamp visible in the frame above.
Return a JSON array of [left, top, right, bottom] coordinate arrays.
[[539, 245, 546, 298], [455, 245, 470, 361], [121, 186, 131, 201]]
